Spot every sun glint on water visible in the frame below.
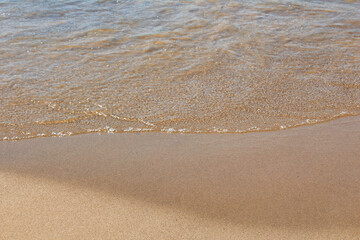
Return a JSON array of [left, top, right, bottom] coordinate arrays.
[[0, 0, 359, 140]]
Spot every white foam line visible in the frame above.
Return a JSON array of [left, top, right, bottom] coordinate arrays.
[[124, 127, 134, 132], [109, 114, 155, 127], [212, 127, 229, 133], [139, 119, 155, 127], [161, 128, 175, 133], [87, 126, 117, 134]]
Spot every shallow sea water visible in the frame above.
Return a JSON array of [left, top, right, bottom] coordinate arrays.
[[0, 0, 359, 140]]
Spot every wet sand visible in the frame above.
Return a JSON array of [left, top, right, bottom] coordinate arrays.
[[1, 116, 360, 239]]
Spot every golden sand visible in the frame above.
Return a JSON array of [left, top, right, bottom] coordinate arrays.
[[1, 116, 360, 239]]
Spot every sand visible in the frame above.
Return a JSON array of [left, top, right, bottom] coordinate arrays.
[[1, 116, 360, 239]]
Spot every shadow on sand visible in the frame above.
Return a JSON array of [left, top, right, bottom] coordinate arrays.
[[1, 117, 360, 230]]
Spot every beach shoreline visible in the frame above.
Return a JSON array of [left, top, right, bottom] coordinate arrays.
[[1, 116, 360, 239]]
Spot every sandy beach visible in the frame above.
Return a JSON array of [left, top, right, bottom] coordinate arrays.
[[1, 1, 359, 239], [1, 116, 360, 239]]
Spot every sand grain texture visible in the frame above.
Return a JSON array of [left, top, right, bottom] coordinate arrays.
[[1, 116, 360, 239]]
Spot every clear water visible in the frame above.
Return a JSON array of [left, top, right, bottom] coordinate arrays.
[[0, 0, 359, 140]]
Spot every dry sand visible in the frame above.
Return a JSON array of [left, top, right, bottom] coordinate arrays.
[[1, 116, 360, 239]]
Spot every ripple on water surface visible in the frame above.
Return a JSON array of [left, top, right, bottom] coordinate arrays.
[[0, 0, 359, 140]]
